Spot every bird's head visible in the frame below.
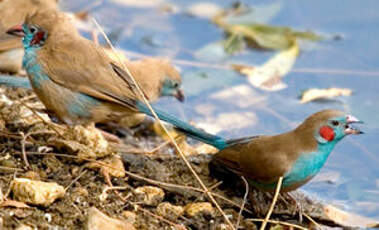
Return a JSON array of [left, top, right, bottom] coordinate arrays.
[[6, 9, 77, 49], [161, 77, 184, 102], [297, 109, 363, 144], [142, 58, 184, 102]]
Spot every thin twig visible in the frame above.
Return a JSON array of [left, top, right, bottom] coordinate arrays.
[[92, 18, 235, 230], [64, 169, 87, 191], [132, 203, 187, 230], [0, 166, 23, 172], [303, 212, 322, 229], [20, 130, 56, 169], [260, 177, 283, 230], [248, 218, 307, 230], [236, 176, 249, 229], [20, 132, 29, 168]]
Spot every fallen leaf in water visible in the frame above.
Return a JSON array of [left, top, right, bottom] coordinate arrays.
[[324, 205, 379, 228], [186, 2, 222, 19], [233, 43, 298, 91], [223, 33, 245, 54], [213, 4, 323, 51], [300, 88, 352, 103]]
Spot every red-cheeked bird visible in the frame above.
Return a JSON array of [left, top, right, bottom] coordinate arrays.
[[5, 9, 184, 126], [0, 0, 58, 73]]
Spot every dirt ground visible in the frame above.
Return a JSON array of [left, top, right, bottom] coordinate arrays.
[[0, 86, 348, 229]]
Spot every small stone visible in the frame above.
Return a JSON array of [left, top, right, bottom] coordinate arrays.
[[134, 186, 164, 206], [122, 211, 136, 224], [11, 178, 65, 206], [15, 224, 33, 230], [86, 155, 125, 178], [184, 202, 214, 217], [51, 125, 111, 160], [86, 207, 135, 230], [22, 171, 41, 180], [156, 202, 184, 220], [13, 209, 32, 219]]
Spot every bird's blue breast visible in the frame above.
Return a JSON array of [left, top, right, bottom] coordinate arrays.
[[283, 142, 335, 187], [22, 47, 100, 122], [23, 47, 49, 89], [248, 142, 336, 190]]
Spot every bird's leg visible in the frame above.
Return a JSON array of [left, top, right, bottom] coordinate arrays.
[[98, 129, 122, 143], [284, 192, 303, 223]]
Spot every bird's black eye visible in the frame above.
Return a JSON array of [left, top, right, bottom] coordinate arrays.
[[331, 120, 339, 126], [30, 27, 36, 33], [173, 82, 179, 88], [344, 124, 349, 129]]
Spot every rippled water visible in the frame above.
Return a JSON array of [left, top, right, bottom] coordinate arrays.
[[64, 0, 379, 219]]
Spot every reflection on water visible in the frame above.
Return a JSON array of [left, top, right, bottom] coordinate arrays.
[[66, 0, 379, 218]]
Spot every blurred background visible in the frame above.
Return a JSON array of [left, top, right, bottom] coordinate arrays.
[[62, 0, 379, 218]]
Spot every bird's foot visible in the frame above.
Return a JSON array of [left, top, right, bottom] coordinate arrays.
[[284, 192, 303, 223], [99, 129, 122, 143]]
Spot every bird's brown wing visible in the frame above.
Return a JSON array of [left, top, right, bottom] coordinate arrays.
[[215, 135, 294, 184], [37, 37, 141, 110]]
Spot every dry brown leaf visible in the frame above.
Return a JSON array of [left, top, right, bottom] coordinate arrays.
[[86, 155, 126, 178], [0, 200, 31, 208]]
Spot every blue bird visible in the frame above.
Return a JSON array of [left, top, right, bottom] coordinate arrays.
[[6, 9, 184, 126]]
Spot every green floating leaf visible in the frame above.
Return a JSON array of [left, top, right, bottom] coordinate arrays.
[[223, 33, 245, 54], [226, 23, 322, 50], [213, 4, 323, 51]]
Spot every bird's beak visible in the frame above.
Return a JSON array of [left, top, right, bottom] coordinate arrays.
[[6, 24, 25, 37], [174, 89, 185, 102], [345, 125, 364, 135], [345, 115, 364, 135], [346, 115, 363, 124]]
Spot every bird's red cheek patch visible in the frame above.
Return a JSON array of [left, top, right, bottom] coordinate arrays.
[[30, 31, 45, 46], [319, 126, 335, 141]]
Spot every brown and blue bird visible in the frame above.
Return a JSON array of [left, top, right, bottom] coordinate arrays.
[[5, 9, 183, 126]]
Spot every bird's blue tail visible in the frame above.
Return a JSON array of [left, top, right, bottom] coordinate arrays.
[[136, 101, 228, 150], [0, 75, 31, 89], [0, 74, 229, 149]]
